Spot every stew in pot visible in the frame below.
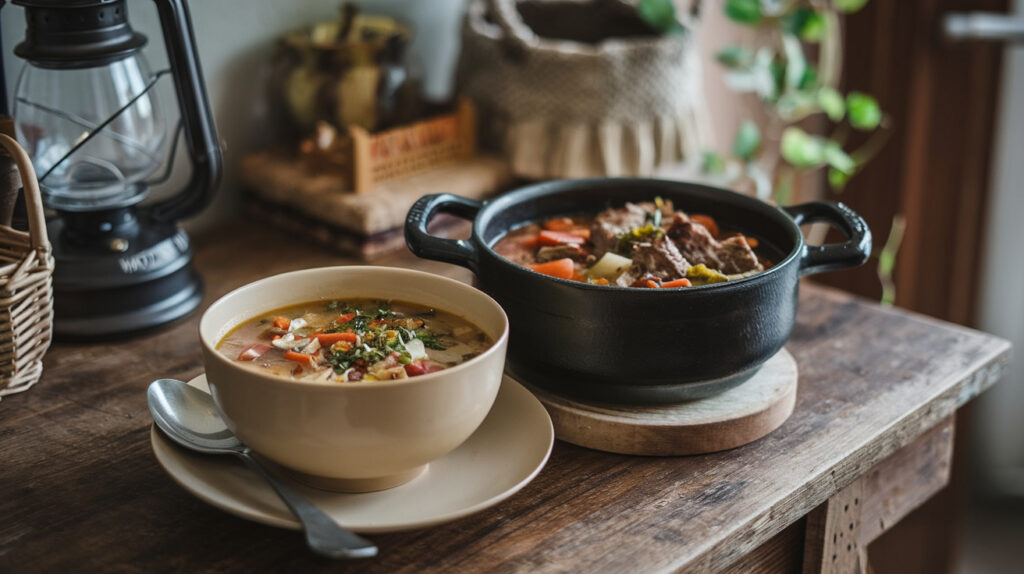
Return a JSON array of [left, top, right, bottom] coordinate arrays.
[[493, 199, 772, 287]]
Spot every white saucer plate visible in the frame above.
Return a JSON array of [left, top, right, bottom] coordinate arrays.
[[151, 374, 554, 533]]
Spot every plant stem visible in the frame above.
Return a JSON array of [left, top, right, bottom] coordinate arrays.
[[819, 9, 844, 89], [878, 214, 907, 306], [850, 119, 893, 165]]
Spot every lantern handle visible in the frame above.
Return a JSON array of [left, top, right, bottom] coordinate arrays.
[[148, 0, 222, 224]]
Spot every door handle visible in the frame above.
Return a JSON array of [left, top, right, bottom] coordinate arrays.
[[944, 12, 1024, 44]]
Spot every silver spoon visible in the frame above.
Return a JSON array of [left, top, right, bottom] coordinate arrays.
[[147, 378, 378, 559]]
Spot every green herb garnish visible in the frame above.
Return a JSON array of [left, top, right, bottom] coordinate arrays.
[[615, 223, 665, 254], [414, 330, 446, 351], [373, 301, 394, 320], [321, 300, 446, 375]]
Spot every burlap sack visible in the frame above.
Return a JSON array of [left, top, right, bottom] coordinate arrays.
[[458, 0, 710, 179]]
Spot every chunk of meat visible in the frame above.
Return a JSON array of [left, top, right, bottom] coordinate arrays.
[[630, 236, 690, 280], [535, 244, 588, 263], [590, 203, 648, 257], [589, 200, 676, 258], [715, 236, 763, 275], [665, 213, 763, 275], [493, 223, 542, 265]]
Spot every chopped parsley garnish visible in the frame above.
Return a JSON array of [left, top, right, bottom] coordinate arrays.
[[321, 301, 446, 375], [616, 223, 665, 254], [413, 330, 446, 350], [373, 301, 394, 319]]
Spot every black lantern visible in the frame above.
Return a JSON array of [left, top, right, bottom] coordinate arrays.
[[9, 0, 221, 338]]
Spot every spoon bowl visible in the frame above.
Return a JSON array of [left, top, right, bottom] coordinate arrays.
[[147, 378, 378, 560]]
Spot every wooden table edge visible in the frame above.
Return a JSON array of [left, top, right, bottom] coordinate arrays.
[[670, 338, 1012, 573]]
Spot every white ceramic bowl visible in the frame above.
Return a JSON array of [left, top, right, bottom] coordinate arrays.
[[199, 266, 509, 492]]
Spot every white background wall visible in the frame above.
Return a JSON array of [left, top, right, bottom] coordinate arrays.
[[974, 0, 1024, 497]]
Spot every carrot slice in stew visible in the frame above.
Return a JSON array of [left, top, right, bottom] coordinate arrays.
[[336, 313, 356, 324], [316, 332, 358, 345], [526, 258, 575, 279], [566, 228, 590, 240], [538, 230, 586, 246], [745, 236, 759, 248], [645, 279, 660, 289], [273, 316, 290, 330], [661, 278, 692, 288], [283, 351, 316, 367], [542, 217, 577, 231], [691, 214, 720, 238], [520, 234, 542, 248]]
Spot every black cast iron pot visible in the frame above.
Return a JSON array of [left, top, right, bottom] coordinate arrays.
[[405, 179, 871, 404]]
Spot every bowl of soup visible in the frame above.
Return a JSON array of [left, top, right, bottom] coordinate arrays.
[[199, 266, 508, 492], [405, 178, 870, 404]]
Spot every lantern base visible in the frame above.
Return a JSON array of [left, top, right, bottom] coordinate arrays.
[[48, 214, 203, 340]]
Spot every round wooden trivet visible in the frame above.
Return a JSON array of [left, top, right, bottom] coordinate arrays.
[[514, 349, 798, 456]]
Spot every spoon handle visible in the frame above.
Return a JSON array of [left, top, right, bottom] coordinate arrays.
[[235, 451, 378, 559]]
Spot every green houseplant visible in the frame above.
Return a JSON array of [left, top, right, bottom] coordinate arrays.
[[639, 0, 904, 304]]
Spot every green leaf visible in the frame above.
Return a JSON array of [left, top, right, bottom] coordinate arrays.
[[758, 0, 791, 18], [818, 87, 845, 121], [715, 45, 749, 68], [776, 91, 817, 121], [781, 34, 806, 90], [824, 141, 856, 174], [800, 11, 826, 41], [846, 91, 882, 130], [834, 0, 870, 14], [780, 127, 826, 168], [769, 58, 786, 100], [828, 167, 851, 191], [796, 67, 818, 92], [782, 7, 826, 42], [732, 121, 762, 160], [724, 0, 762, 25], [637, 0, 683, 34], [701, 150, 726, 175], [725, 48, 778, 99]]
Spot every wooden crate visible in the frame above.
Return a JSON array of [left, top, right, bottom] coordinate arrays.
[[349, 99, 477, 194]]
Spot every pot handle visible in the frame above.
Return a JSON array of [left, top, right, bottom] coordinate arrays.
[[783, 201, 872, 277], [405, 194, 484, 272]]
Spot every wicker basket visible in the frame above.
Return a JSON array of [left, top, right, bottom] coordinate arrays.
[[459, 0, 710, 179], [0, 134, 53, 401]]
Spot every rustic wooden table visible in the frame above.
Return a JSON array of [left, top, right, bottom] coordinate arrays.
[[1, 223, 1010, 573]]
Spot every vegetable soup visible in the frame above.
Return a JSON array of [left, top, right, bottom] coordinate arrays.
[[217, 299, 493, 383]]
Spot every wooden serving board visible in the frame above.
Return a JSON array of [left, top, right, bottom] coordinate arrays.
[[516, 349, 798, 456]]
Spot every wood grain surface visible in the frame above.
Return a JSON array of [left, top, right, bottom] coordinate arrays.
[[519, 349, 797, 456], [0, 222, 1010, 574]]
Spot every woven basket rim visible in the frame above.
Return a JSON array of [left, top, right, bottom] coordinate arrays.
[[465, 0, 697, 60]]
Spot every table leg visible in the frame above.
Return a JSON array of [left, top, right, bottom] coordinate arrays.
[[800, 415, 955, 574], [802, 476, 868, 574]]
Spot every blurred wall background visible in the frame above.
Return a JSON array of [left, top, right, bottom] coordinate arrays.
[[974, 0, 1024, 499], [0, 0, 467, 228], [0, 0, 752, 231]]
